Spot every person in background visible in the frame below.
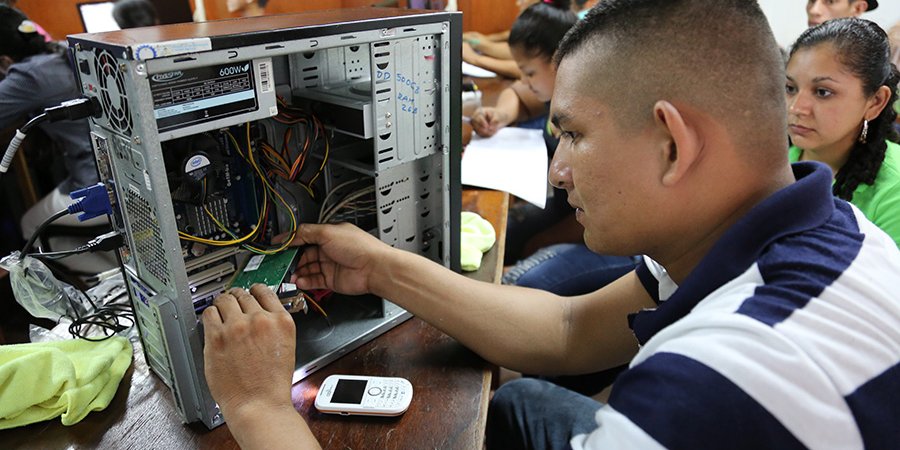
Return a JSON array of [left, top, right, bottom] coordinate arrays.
[[890, 20, 900, 68], [112, 0, 159, 29], [0, 0, 51, 41], [0, 5, 108, 273], [482, 0, 637, 378], [203, 1, 900, 448], [461, 0, 540, 78], [888, 20, 900, 134], [806, 0, 876, 28], [786, 17, 900, 247], [468, 0, 598, 271]]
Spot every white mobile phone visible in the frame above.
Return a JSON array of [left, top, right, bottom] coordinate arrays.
[[314, 374, 413, 417]]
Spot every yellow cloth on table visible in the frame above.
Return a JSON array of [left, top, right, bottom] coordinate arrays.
[[460, 211, 497, 272], [0, 336, 132, 429]]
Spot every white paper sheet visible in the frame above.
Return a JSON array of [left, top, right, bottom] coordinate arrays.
[[461, 127, 548, 208], [462, 61, 498, 78]]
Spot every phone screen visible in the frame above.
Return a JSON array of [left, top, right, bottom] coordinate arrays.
[[331, 379, 368, 404]]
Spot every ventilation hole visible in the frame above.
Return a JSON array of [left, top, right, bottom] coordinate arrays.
[[265, 44, 284, 50], [421, 210, 430, 218], [173, 56, 196, 63], [380, 188, 392, 196], [374, 52, 390, 58], [374, 42, 390, 47], [376, 88, 391, 94], [303, 51, 315, 59], [420, 174, 429, 182], [376, 62, 389, 70], [379, 133, 392, 140], [404, 28, 416, 32], [378, 157, 393, 164], [349, 45, 360, 52], [303, 75, 319, 81], [302, 66, 317, 72], [425, 121, 436, 128], [420, 192, 430, 200], [341, 35, 356, 40], [405, 235, 416, 242], [422, 245, 431, 253], [378, 147, 394, 155]]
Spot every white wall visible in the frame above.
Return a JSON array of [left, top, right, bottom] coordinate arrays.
[[759, 1, 900, 47]]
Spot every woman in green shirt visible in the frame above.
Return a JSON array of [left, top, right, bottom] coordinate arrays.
[[786, 18, 900, 247]]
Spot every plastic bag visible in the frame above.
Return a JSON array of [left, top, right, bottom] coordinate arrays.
[[0, 251, 91, 322]]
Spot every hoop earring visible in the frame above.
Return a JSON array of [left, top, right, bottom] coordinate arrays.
[[859, 119, 869, 144]]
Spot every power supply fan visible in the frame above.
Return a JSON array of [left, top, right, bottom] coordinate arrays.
[[94, 50, 133, 136]]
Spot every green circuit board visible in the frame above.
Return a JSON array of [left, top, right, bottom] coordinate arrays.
[[228, 248, 301, 290]]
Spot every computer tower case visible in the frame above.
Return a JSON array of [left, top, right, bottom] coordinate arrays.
[[68, 8, 461, 428]]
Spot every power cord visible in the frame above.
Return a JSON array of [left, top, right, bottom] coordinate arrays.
[[29, 231, 124, 260], [0, 97, 101, 179]]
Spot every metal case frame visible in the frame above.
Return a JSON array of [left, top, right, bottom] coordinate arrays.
[[69, 8, 461, 428]]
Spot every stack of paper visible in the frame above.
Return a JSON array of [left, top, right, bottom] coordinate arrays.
[[461, 127, 548, 208]]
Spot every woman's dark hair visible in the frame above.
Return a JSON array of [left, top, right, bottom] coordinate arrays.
[[790, 17, 900, 201], [509, 0, 578, 61], [0, 5, 56, 61]]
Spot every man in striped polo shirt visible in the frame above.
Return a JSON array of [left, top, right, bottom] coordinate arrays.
[[486, 0, 900, 448], [201, 1, 900, 448]]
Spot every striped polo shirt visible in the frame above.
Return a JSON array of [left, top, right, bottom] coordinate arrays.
[[573, 162, 900, 450]]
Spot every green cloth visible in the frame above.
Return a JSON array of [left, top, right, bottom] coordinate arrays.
[[789, 140, 900, 248], [0, 336, 132, 429], [460, 211, 497, 271]]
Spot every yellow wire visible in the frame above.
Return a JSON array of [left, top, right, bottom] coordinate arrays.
[[179, 122, 300, 256], [244, 122, 297, 255], [304, 120, 329, 196]]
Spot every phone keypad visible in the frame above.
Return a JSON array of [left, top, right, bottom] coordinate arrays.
[[364, 381, 407, 408]]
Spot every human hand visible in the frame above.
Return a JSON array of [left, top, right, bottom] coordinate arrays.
[[463, 31, 486, 42], [462, 41, 479, 64], [202, 285, 297, 422], [463, 31, 486, 49], [288, 223, 390, 296], [470, 107, 507, 137]]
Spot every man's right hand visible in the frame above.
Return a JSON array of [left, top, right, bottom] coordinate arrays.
[[289, 222, 389, 296], [470, 106, 508, 137]]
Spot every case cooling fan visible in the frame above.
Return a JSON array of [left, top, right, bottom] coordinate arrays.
[[94, 50, 133, 136]]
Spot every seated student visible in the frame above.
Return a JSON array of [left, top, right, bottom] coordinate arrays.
[[806, 0, 877, 28], [201, 1, 900, 448], [463, 0, 597, 67], [786, 17, 900, 247], [469, 0, 589, 266], [888, 20, 900, 133], [461, 0, 540, 78], [0, 6, 108, 272]]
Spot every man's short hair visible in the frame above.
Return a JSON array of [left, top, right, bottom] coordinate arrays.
[[554, 0, 787, 157]]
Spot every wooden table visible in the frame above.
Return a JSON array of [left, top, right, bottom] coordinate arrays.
[[0, 189, 507, 450]]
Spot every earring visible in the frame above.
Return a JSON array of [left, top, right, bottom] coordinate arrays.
[[859, 119, 869, 144]]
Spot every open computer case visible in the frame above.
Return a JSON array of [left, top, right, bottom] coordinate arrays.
[[67, 8, 462, 428]]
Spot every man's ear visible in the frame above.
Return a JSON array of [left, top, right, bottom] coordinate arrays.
[[853, 1, 869, 15], [653, 100, 701, 187]]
